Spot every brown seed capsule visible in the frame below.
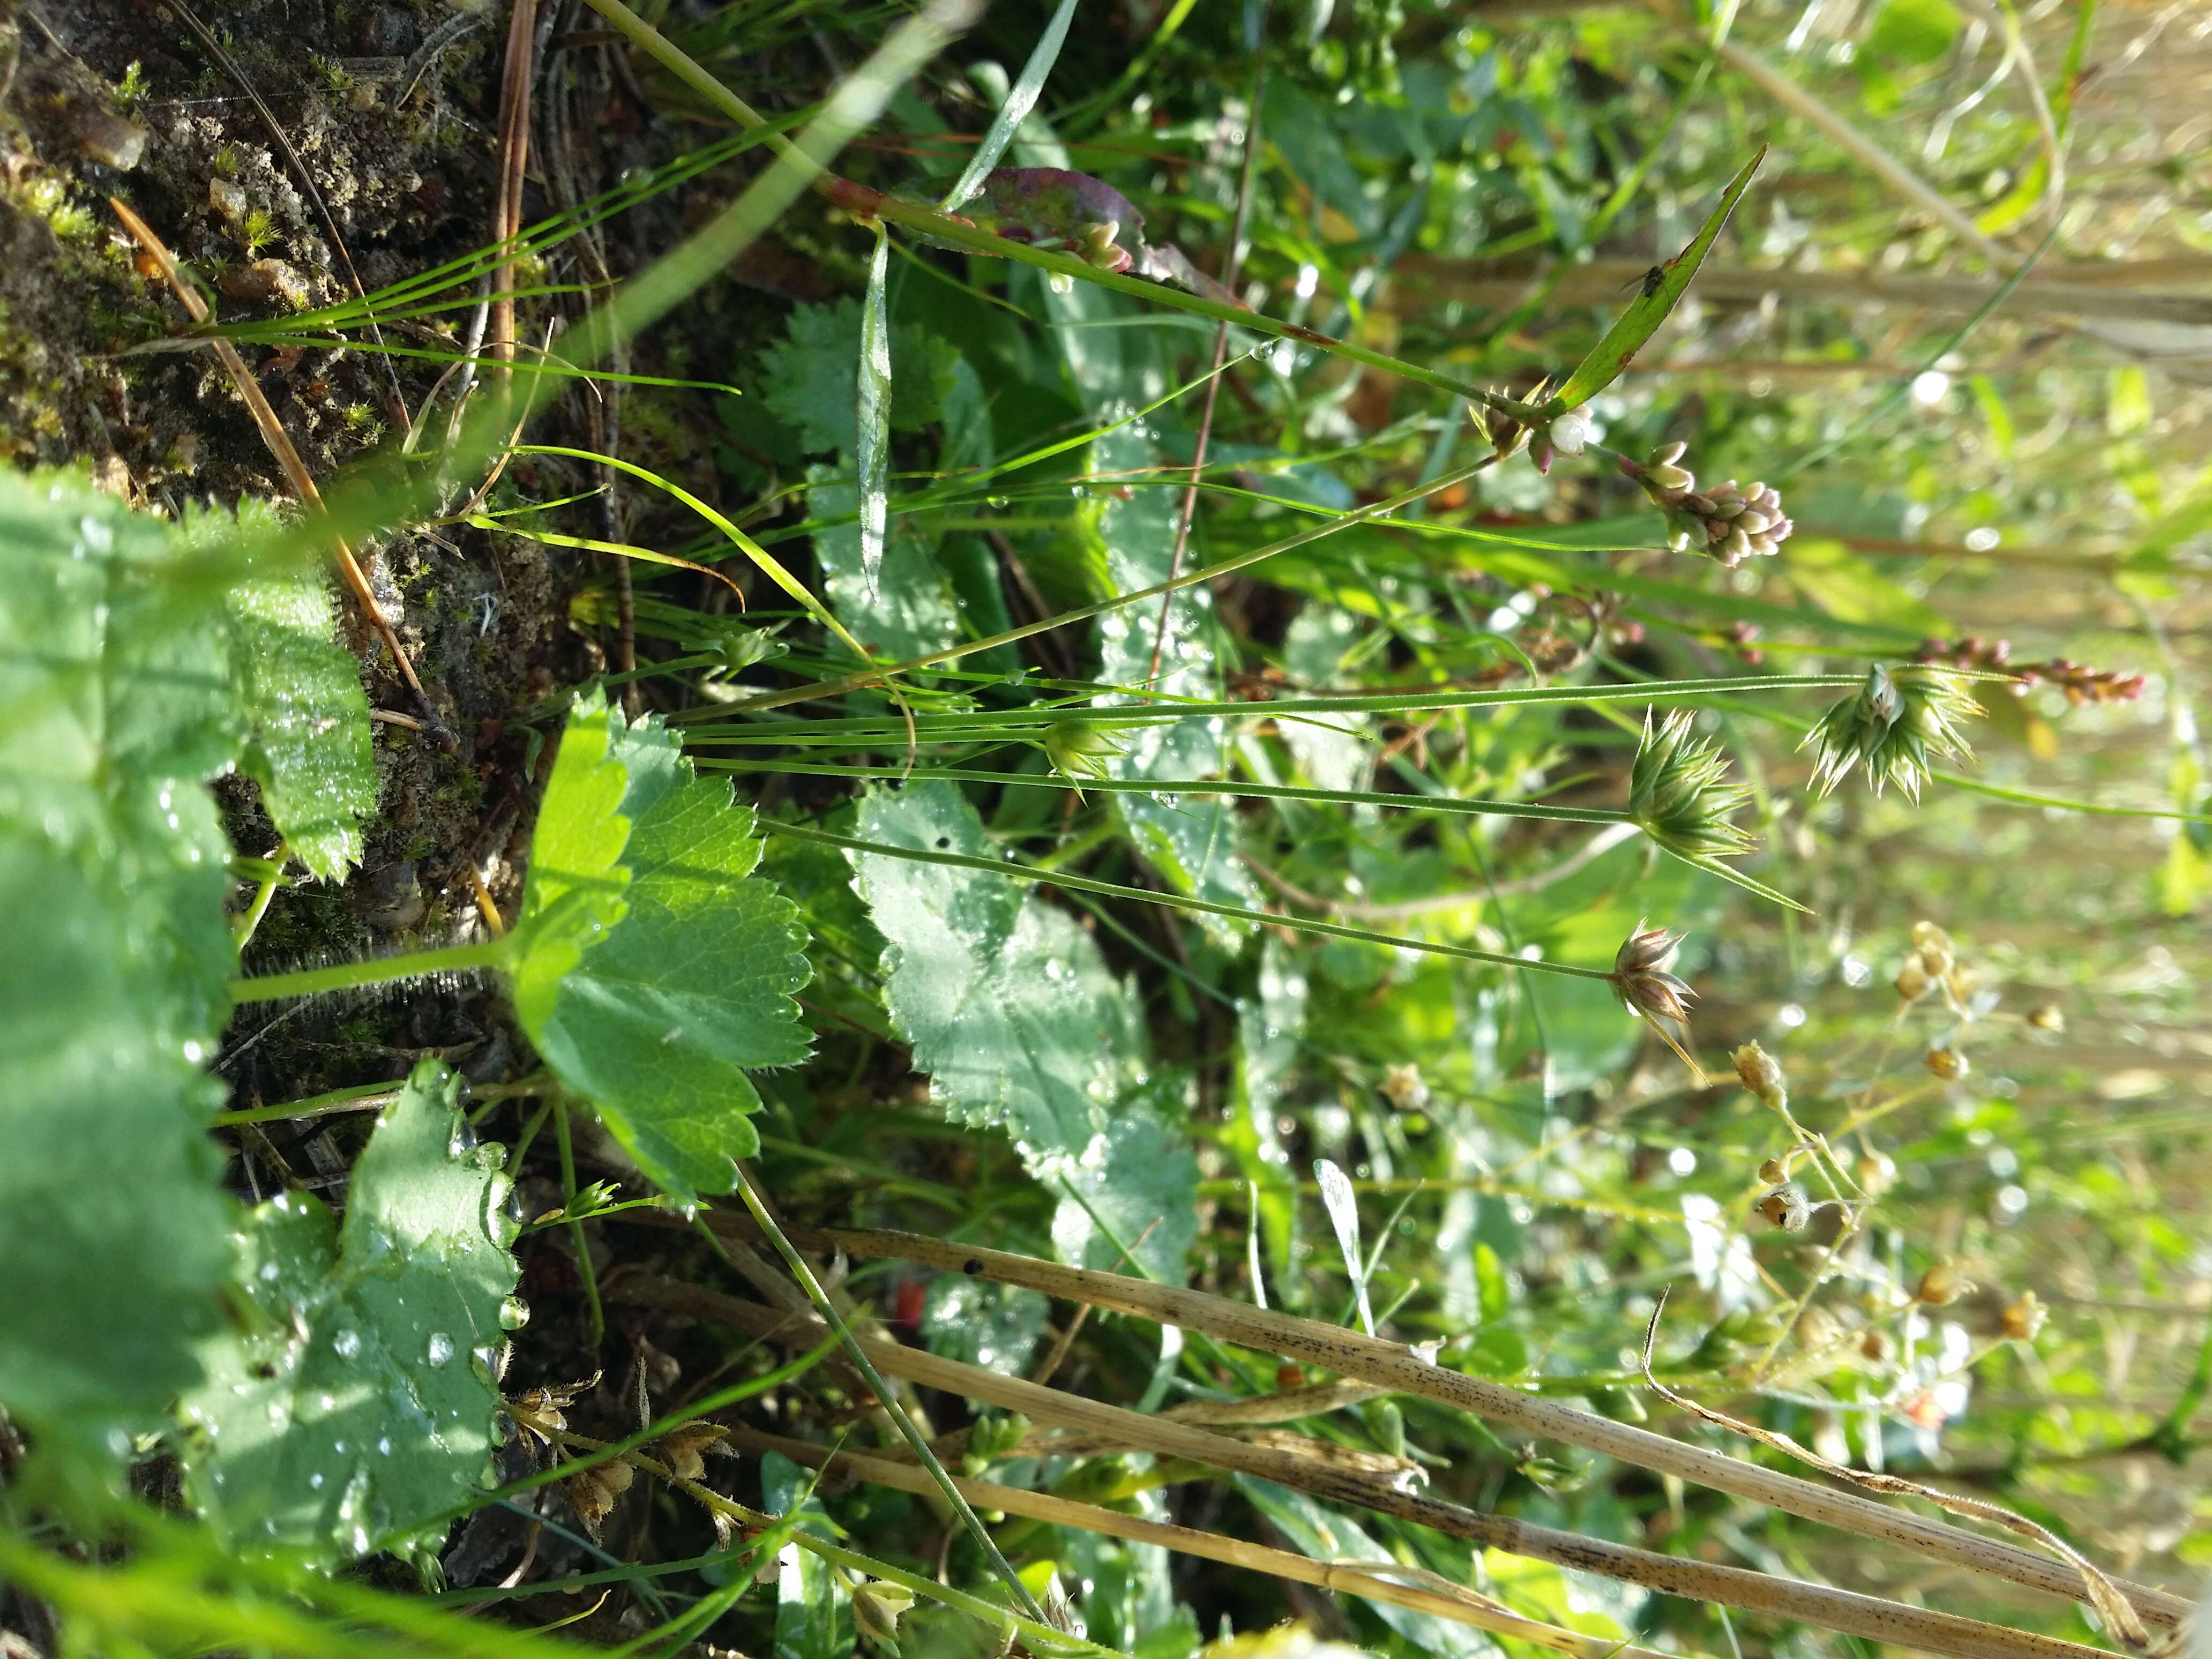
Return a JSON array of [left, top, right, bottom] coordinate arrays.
[[1733, 1041, 1787, 1102], [1924, 1045, 1969, 1081], [1755, 1185, 1811, 1231], [1915, 1260, 1970, 1306], [1859, 1328, 1894, 1363], [659, 1422, 734, 1482], [1758, 1157, 1789, 1185], [2001, 1291, 2047, 1342], [564, 1458, 635, 1535], [1895, 960, 1931, 1003], [1380, 1062, 1430, 1111], [2028, 1003, 2065, 1033]]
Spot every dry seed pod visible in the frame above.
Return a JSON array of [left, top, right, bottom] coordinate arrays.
[[1755, 1185, 1811, 1231], [565, 1457, 634, 1535], [2028, 1003, 2065, 1033], [1859, 1327, 1894, 1363], [2001, 1291, 2047, 1342], [660, 1422, 735, 1482], [1732, 1041, 1787, 1102], [1380, 1062, 1430, 1111], [1915, 1260, 1970, 1306], [1924, 1045, 1969, 1081], [1758, 1156, 1789, 1185], [1895, 960, 1932, 1003]]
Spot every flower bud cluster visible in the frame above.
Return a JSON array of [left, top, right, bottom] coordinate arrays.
[[1481, 385, 1595, 476], [1620, 442, 1795, 567], [1917, 636, 2146, 706]]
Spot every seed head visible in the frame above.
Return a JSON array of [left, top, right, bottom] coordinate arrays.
[[1758, 1156, 1789, 1185], [1630, 708, 1756, 862], [1803, 665, 1980, 802], [1380, 1062, 1430, 1111], [1620, 444, 1794, 566], [1914, 1260, 1971, 1306], [1860, 1327, 1894, 1363], [1044, 718, 1129, 790], [2001, 1291, 2047, 1343], [2028, 1003, 2065, 1033], [1611, 922, 1695, 1025], [1924, 1044, 1970, 1081], [1732, 1040, 1787, 1103], [1755, 1185, 1811, 1231]]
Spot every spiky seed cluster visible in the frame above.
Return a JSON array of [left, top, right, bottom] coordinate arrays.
[[1803, 664, 1981, 801], [1044, 718, 1128, 789], [1611, 922, 1694, 1025], [1630, 708, 1756, 862], [1620, 442, 1795, 567]]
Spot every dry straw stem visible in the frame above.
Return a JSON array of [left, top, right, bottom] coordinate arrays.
[[612, 1276, 2112, 1659], [721, 1424, 1676, 1659], [108, 198, 449, 743], [684, 1216, 2189, 1633]]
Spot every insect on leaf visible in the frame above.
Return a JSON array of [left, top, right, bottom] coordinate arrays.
[[518, 699, 812, 1205], [180, 1060, 521, 1565], [1547, 147, 1767, 413]]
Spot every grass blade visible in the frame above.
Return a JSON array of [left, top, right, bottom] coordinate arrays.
[[1548, 146, 1766, 412], [943, 0, 1082, 210], [857, 227, 894, 597]]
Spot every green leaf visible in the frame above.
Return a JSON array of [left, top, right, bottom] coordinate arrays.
[[1865, 0, 1960, 65], [215, 520, 378, 883], [1547, 147, 1766, 413], [0, 838, 231, 1456], [180, 1061, 520, 1564], [521, 704, 812, 1204], [857, 227, 894, 596], [807, 466, 962, 661], [760, 298, 961, 456], [848, 780, 1198, 1280], [0, 470, 237, 1459], [510, 693, 635, 1034]]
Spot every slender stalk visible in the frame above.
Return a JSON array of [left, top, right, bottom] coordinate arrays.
[[766, 821, 1618, 983], [227, 939, 509, 1005], [618, 1276, 2128, 1659], [723, 1426, 1683, 1659], [554, 1100, 605, 1349], [722, 1171, 1052, 1628], [684, 1220, 2190, 1632], [705, 760, 1629, 825]]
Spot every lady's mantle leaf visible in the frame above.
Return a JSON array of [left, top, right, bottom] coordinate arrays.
[[847, 781, 1197, 1279], [180, 1061, 520, 1565], [221, 549, 379, 883], [0, 472, 235, 1460], [509, 693, 634, 1034], [517, 700, 811, 1204]]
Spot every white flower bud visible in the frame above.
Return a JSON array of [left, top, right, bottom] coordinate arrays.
[[1648, 463, 1694, 491], [1651, 440, 1688, 466]]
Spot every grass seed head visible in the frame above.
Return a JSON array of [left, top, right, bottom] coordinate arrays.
[[1803, 666, 1980, 801], [1630, 708, 1757, 862]]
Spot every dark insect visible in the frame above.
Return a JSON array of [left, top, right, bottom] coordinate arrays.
[[1620, 265, 1667, 300]]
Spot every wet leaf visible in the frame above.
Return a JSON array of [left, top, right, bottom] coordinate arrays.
[[180, 1062, 520, 1564]]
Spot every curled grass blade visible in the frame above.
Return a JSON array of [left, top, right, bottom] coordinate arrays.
[[943, 0, 1082, 210]]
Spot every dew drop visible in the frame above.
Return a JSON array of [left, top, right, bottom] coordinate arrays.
[[309, 1471, 325, 1490], [498, 1296, 530, 1331], [424, 1332, 455, 1367], [332, 1328, 362, 1359]]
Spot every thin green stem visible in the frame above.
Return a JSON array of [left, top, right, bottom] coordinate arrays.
[[703, 760, 1630, 824], [227, 939, 510, 1005], [555, 1100, 606, 1350], [767, 820, 1618, 983], [231, 840, 289, 952], [712, 1180, 1054, 1627]]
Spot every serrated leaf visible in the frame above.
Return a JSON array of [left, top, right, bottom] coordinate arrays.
[[521, 706, 812, 1204], [510, 693, 634, 1034], [760, 299, 961, 457], [219, 535, 378, 883], [0, 839, 231, 1453], [0, 470, 236, 1458], [1548, 147, 1766, 413], [848, 781, 1197, 1279], [180, 1061, 520, 1564]]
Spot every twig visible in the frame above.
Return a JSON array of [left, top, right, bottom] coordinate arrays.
[[109, 199, 455, 749], [166, 0, 410, 429], [671, 1216, 2191, 1632], [723, 1425, 1683, 1659], [491, 0, 541, 392], [617, 1276, 2127, 1659]]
